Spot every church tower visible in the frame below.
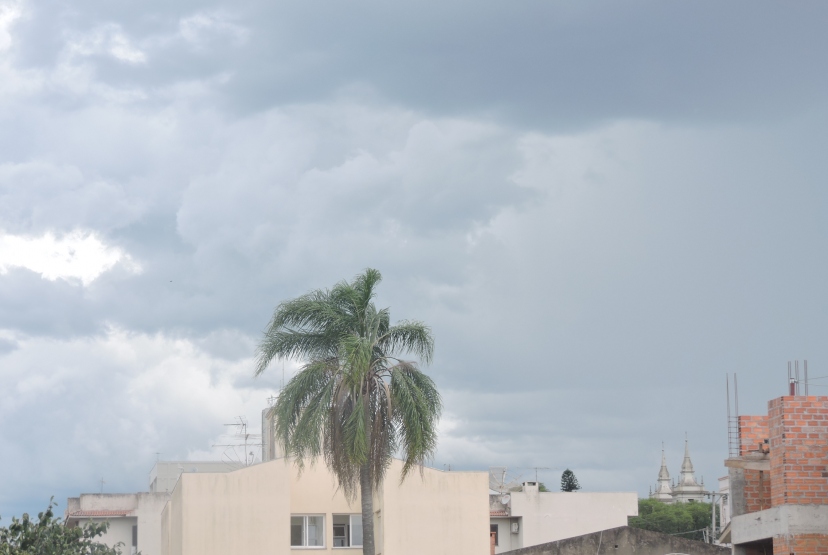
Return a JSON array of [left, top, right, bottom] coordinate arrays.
[[671, 437, 706, 503], [649, 445, 674, 503]]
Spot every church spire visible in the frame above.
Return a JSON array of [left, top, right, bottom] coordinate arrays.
[[678, 435, 699, 487], [658, 445, 670, 480], [651, 442, 673, 502]]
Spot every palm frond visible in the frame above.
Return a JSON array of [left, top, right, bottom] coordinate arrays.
[[390, 363, 442, 478], [379, 321, 434, 364], [272, 359, 338, 465]]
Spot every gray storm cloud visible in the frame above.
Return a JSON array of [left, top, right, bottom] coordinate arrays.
[[1, 0, 827, 518]]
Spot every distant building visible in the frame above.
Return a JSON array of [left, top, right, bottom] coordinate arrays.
[[488, 480, 638, 554], [66, 461, 242, 555], [648, 439, 706, 504]]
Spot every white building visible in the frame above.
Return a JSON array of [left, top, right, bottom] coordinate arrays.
[[66, 461, 242, 555], [65, 493, 168, 555], [489, 480, 638, 554]]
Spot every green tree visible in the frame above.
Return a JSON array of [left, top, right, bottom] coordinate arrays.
[[629, 499, 718, 542], [538, 482, 550, 492], [255, 269, 441, 555], [0, 500, 123, 555], [560, 469, 581, 492]]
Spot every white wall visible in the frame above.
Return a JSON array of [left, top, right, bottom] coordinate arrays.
[[508, 487, 638, 548]]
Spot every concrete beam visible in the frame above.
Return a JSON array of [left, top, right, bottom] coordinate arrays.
[[731, 505, 828, 545], [724, 457, 770, 472]]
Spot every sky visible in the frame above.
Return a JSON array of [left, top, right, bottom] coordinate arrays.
[[1, 0, 828, 518]]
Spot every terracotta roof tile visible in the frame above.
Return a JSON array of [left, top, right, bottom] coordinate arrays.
[[68, 510, 132, 518]]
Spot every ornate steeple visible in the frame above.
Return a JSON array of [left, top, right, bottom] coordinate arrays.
[[678, 436, 699, 487], [671, 435, 705, 503], [650, 443, 674, 502]]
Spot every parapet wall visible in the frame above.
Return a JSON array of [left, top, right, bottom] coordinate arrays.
[[500, 526, 729, 555]]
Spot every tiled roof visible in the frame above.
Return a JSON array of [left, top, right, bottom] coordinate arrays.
[[490, 510, 509, 517], [68, 510, 132, 518]]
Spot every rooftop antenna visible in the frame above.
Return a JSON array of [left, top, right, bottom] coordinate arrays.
[[796, 360, 800, 395], [726, 373, 740, 458], [99, 478, 105, 494], [213, 416, 262, 467], [788, 360, 809, 396], [155, 452, 162, 462], [529, 467, 550, 483]]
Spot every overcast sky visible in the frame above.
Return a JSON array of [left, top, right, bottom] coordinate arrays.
[[2, 0, 828, 518]]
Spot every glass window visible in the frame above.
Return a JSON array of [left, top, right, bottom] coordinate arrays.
[[350, 515, 362, 547], [332, 514, 362, 548], [291, 515, 325, 548]]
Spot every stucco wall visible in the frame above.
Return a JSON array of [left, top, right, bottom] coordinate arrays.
[[289, 461, 364, 555], [92, 516, 136, 553], [379, 460, 489, 555], [510, 489, 638, 547], [136, 492, 171, 555], [491, 517, 521, 553], [161, 458, 489, 555], [501, 526, 730, 555], [166, 459, 291, 555], [66, 492, 169, 555]]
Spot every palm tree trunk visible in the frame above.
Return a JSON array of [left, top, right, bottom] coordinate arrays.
[[359, 463, 376, 555]]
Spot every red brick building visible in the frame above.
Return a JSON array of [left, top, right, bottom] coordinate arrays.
[[723, 395, 828, 555]]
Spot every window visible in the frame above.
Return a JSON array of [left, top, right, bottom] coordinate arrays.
[[132, 525, 138, 555], [291, 515, 324, 548], [332, 514, 362, 548], [490, 524, 498, 546]]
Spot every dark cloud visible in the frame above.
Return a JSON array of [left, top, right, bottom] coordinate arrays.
[[1, 0, 828, 521]]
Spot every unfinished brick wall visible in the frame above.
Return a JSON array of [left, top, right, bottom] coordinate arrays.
[[768, 396, 828, 507], [773, 533, 828, 555], [739, 415, 769, 455], [738, 415, 771, 512]]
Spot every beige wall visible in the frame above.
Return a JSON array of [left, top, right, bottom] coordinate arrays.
[[162, 459, 291, 555], [290, 462, 363, 555], [508, 486, 638, 549], [162, 458, 489, 555], [378, 460, 489, 555]]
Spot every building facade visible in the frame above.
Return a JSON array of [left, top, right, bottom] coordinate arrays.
[[724, 394, 828, 555], [488, 481, 638, 554], [161, 457, 490, 555], [65, 461, 242, 555], [65, 492, 170, 555]]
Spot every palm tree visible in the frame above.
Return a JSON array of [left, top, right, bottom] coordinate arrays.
[[254, 269, 441, 555]]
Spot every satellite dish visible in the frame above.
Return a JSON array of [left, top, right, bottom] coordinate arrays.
[[500, 494, 511, 505]]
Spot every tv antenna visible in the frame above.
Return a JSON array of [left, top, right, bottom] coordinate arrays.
[[489, 466, 524, 494], [528, 466, 550, 483], [212, 416, 262, 467]]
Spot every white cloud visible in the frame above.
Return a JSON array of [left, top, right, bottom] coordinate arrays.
[[0, 229, 140, 285], [0, 327, 275, 501], [0, 1, 21, 53], [179, 11, 249, 49], [65, 23, 147, 64]]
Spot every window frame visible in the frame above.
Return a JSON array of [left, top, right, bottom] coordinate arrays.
[[290, 514, 326, 549], [331, 514, 363, 549]]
